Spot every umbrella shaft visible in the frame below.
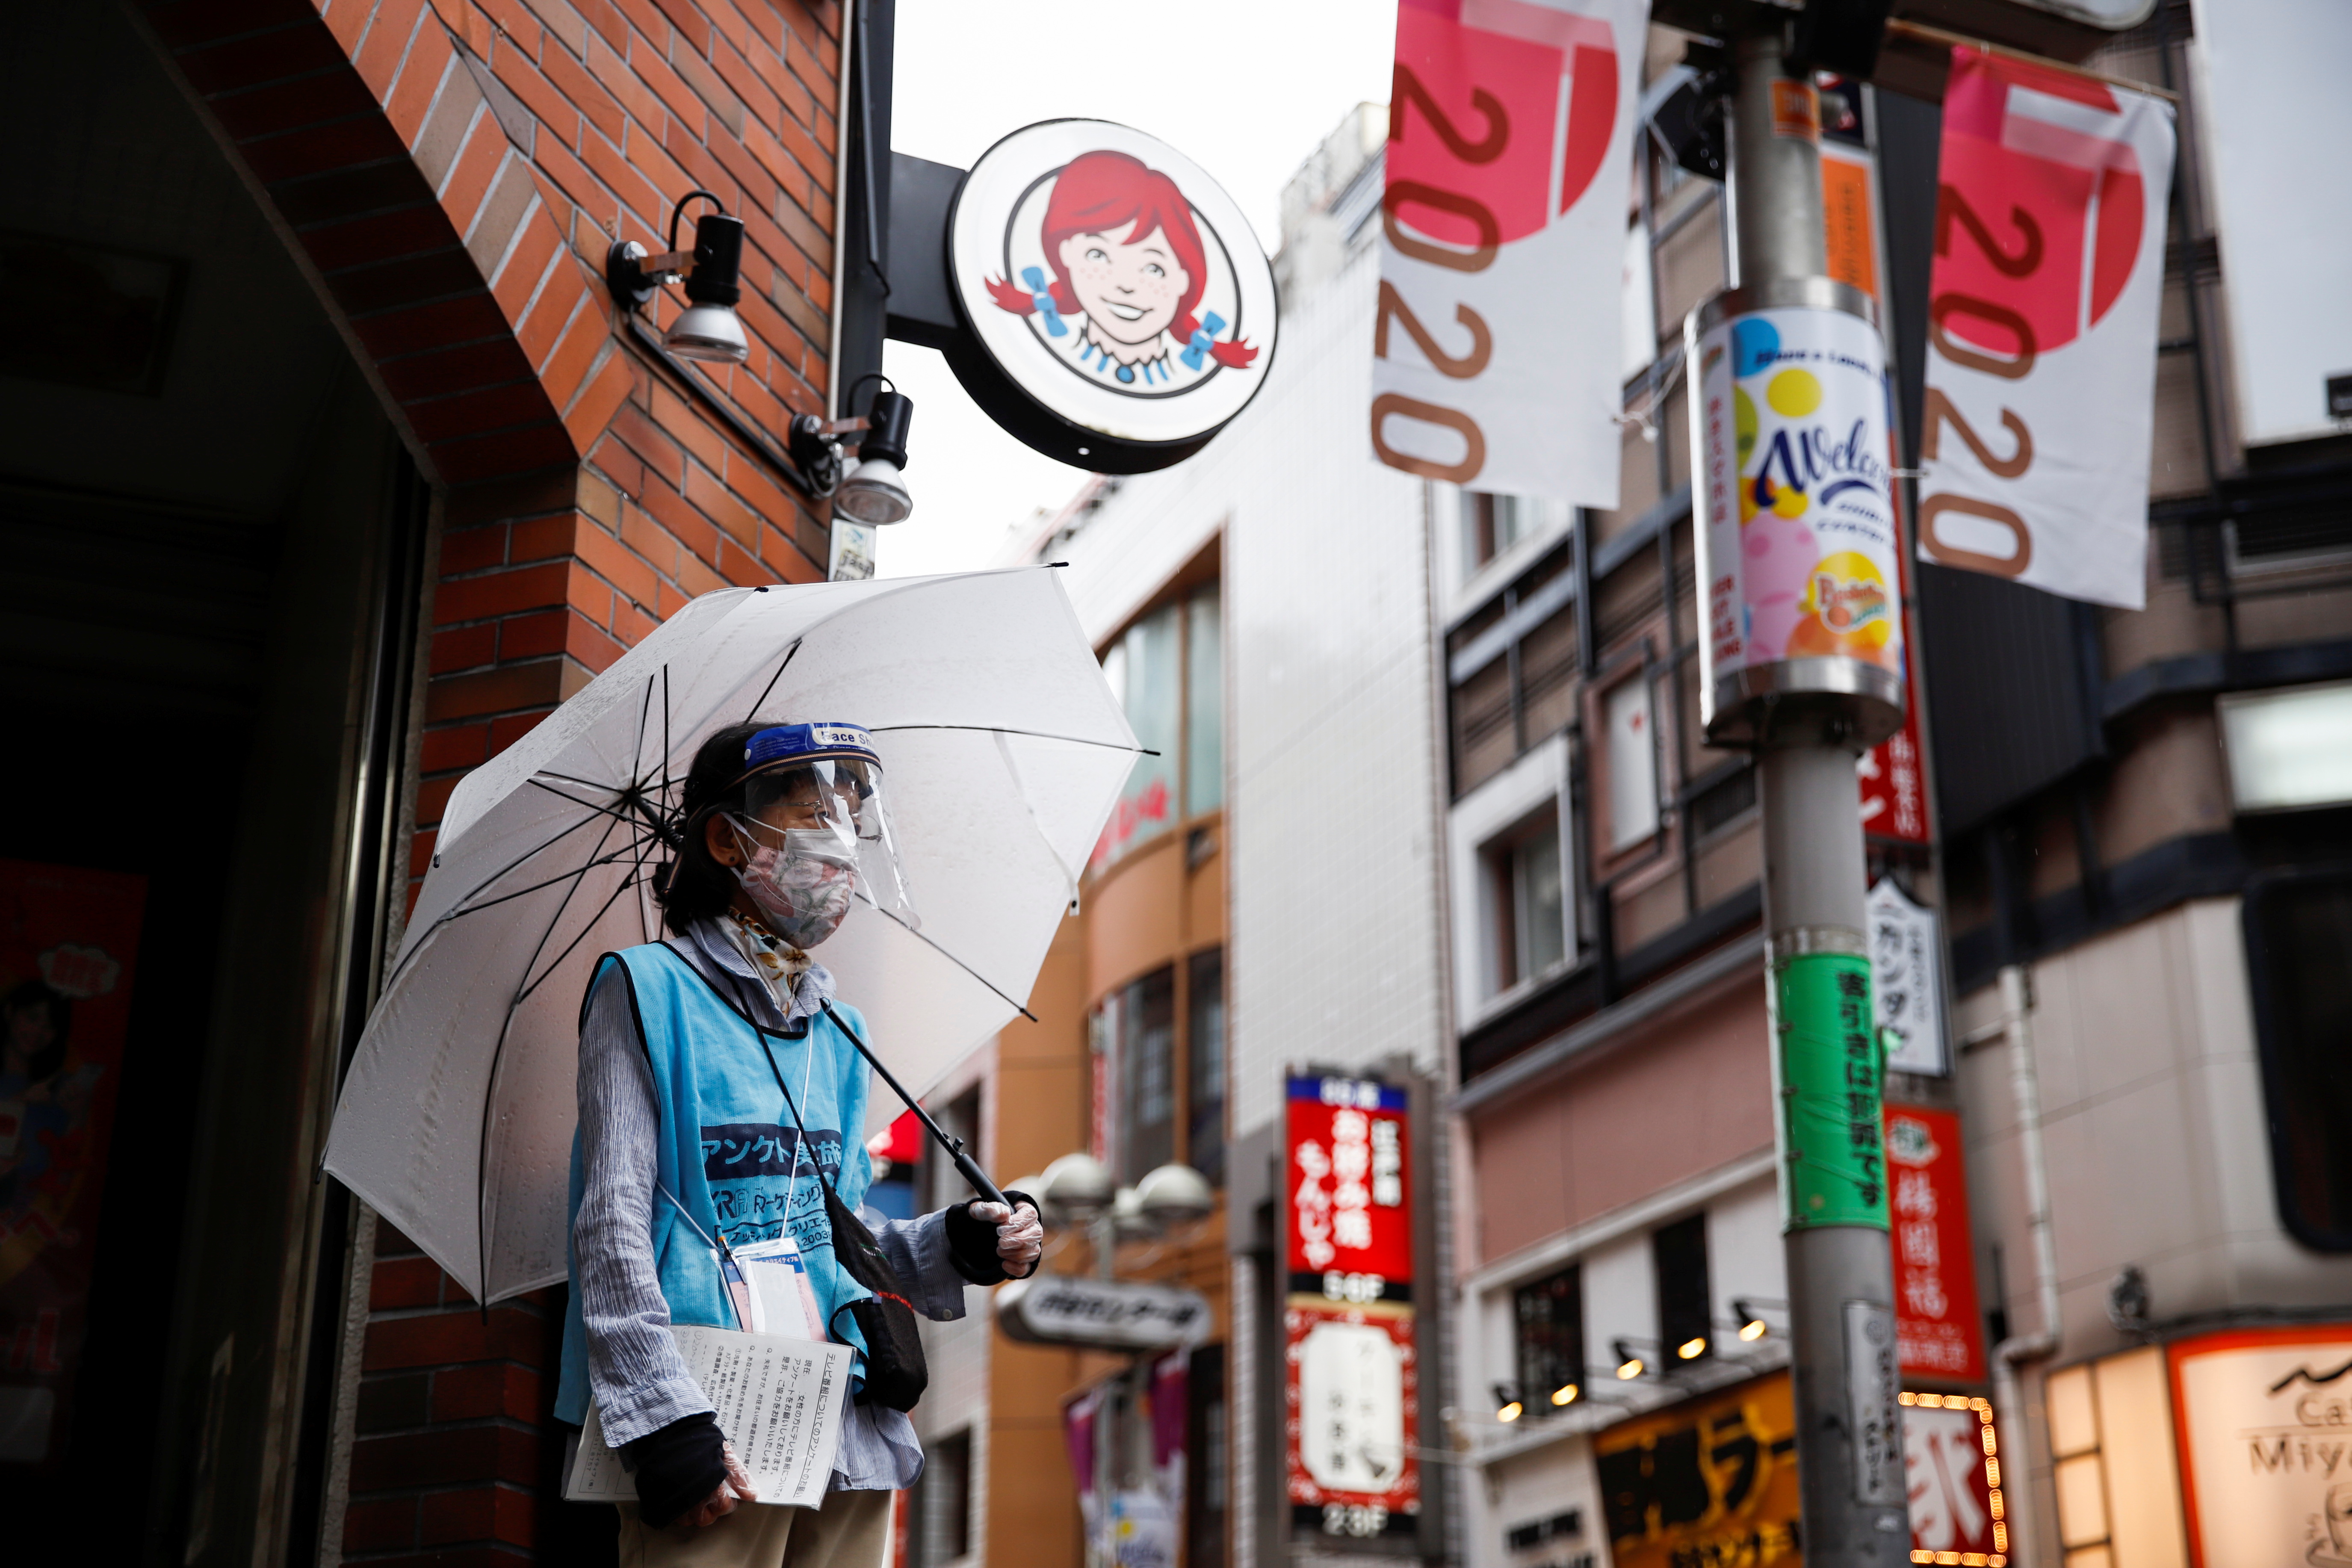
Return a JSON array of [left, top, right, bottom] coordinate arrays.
[[821, 1001, 1009, 1209]]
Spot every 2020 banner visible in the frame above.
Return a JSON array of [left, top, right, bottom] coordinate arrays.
[[1917, 47, 2175, 609], [1369, 0, 1648, 506]]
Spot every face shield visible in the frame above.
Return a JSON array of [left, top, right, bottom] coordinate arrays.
[[731, 723, 918, 931]]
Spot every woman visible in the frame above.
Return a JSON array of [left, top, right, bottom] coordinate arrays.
[[556, 720, 1042, 1565]]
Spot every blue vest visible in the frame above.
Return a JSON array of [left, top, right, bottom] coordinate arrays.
[[556, 942, 874, 1427]]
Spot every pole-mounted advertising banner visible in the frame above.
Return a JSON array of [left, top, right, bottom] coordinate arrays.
[[1284, 1074, 1418, 1543], [1369, 0, 1649, 506], [1917, 47, 2175, 610]]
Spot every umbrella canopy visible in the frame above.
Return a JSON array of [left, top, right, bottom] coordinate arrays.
[[322, 568, 1135, 1305]]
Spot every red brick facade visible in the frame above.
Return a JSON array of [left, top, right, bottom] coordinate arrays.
[[131, 0, 848, 1557]]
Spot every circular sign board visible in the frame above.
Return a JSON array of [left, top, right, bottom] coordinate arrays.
[[946, 118, 1279, 473]]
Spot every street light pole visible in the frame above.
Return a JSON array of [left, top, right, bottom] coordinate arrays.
[[1690, 16, 1910, 1565]]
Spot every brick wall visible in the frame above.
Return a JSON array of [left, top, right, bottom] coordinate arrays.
[[131, 0, 847, 1558], [343, 1223, 555, 1565]]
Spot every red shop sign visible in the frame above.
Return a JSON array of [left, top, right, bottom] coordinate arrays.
[[1885, 1104, 1984, 1382], [1286, 1076, 1412, 1289]]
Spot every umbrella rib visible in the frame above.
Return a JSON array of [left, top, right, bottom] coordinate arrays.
[[436, 842, 653, 920], [634, 669, 656, 791], [380, 806, 617, 992], [866, 723, 1153, 756], [517, 868, 646, 1005], [526, 777, 683, 851], [475, 802, 627, 1304], [742, 638, 801, 723], [853, 893, 1040, 1024]]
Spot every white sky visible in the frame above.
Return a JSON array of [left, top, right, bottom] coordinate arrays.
[[872, 0, 1397, 578]]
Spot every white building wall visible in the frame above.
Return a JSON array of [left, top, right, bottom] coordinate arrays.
[[1047, 237, 1445, 1145], [1953, 896, 2352, 1363], [1045, 204, 1446, 1568]]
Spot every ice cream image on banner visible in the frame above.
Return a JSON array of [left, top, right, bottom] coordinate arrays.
[[984, 150, 1259, 395]]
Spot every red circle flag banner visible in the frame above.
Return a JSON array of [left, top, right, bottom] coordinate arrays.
[[1370, 0, 1649, 507], [1916, 45, 2176, 610]]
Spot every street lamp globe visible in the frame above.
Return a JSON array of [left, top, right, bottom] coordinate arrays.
[[1135, 1163, 1215, 1229], [1111, 1185, 1156, 1243], [1039, 1152, 1115, 1224]]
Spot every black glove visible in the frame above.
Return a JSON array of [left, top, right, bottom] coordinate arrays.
[[623, 1410, 727, 1528], [945, 1188, 1040, 1285]]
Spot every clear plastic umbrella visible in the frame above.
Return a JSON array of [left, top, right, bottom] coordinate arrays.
[[321, 568, 1136, 1305]]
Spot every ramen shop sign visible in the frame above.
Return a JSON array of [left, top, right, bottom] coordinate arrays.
[[945, 119, 1279, 472]]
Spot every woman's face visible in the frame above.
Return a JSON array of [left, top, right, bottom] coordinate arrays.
[[1059, 223, 1190, 349], [5, 1005, 53, 1071]]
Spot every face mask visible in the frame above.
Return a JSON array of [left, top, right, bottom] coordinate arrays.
[[730, 819, 857, 949]]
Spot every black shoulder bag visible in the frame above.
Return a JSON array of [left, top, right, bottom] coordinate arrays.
[[756, 1025, 930, 1413]]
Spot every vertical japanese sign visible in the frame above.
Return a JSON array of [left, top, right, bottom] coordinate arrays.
[[1369, 0, 1649, 504], [1884, 1106, 1984, 1382], [1868, 880, 1947, 1076], [1918, 46, 2175, 609], [1284, 1075, 1416, 1541], [0, 859, 145, 1467], [1769, 952, 1888, 1231], [1595, 1372, 1800, 1568]]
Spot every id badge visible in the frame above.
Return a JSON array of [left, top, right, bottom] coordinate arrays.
[[730, 1234, 826, 1342]]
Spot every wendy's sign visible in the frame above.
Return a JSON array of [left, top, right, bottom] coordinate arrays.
[[947, 119, 1278, 472]]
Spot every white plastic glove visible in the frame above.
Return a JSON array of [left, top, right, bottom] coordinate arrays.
[[972, 1198, 1044, 1270], [684, 1440, 757, 1531]]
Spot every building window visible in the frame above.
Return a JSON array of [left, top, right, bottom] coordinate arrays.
[[1097, 579, 1222, 868], [1484, 808, 1568, 995], [1187, 947, 1226, 1185], [911, 1427, 972, 1567], [1117, 967, 1177, 1184], [1463, 492, 1533, 576], [1095, 948, 1227, 1186], [1187, 1344, 1229, 1568], [1514, 1265, 1586, 1413], [2244, 869, 2352, 1250], [1655, 1214, 1713, 1366], [1602, 672, 1661, 853], [1448, 737, 1577, 1028], [1186, 584, 1223, 817], [922, 1087, 981, 1216]]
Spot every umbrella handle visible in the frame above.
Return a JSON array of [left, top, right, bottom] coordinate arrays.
[[820, 1001, 1010, 1209]]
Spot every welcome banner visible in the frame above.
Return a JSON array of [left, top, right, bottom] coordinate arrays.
[[1369, 0, 1648, 507], [1917, 47, 2175, 609]]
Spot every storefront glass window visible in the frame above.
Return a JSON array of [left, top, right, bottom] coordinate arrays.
[[1187, 947, 1226, 1185], [1096, 581, 1222, 868], [2245, 869, 2352, 1249], [1119, 966, 1177, 1184], [1655, 1214, 1713, 1365], [1514, 1265, 1585, 1412], [1186, 585, 1223, 816]]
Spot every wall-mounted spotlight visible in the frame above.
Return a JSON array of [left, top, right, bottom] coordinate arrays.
[[1549, 1382, 1580, 1407], [1734, 1299, 1771, 1342], [1492, 1384, 1524, 1423], [608, 190, 750, 364], [1677, 1335, 1710, 1361], [786, 376, 916, 525], [1613, 1340, 1645, 1381]]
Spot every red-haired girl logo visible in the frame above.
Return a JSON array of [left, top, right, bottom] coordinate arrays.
[[984, 149, 1259, 396], [951, 121, 1277, 452]]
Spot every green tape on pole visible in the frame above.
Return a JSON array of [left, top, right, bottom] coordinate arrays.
[[1772, 951, 1890, 1231]]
